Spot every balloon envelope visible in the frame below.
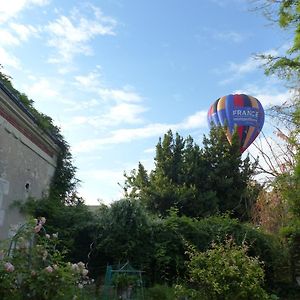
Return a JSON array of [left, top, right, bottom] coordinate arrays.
[[207, 94, 264, 153]]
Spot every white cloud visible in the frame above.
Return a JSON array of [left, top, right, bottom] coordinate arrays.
[[64, 99, 99, 112], [144, 147, 155, 154], [65, 102, 147, 130], [75, 71, 102, 90], [10, 23, 38, 41], [182, 110, 207, 129], [0, 0, 49, 23], [213, 30, 244, 43], [46, 6, 117, 64], [218, 49, 279, 85], [77, 169, 125, 204], [23, 78, 60, 100], [103, 103, 147, 125], [234, 85, 292, 107], [0, 47, 20, 68], [0, 29, 20, 46], [98, 87, 142, 103], [72, 110, 208, 153], [246, 132, 294, 184], [0, 23, 38, 70]]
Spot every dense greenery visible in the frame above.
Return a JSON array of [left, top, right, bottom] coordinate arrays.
[[89, 199, 287, 290], [0, 218, 92, 300], [1, 1, 300, 298], [124, 128, 258, 220], [176, 239, 272, 300]]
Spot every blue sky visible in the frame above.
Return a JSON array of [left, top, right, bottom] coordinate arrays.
[[0, 0, 290, 204]]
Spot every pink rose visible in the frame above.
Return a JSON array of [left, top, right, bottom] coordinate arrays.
[[34, 224, 42, 233], [4, 262, 14, 272], [45, 266, 53, 273]]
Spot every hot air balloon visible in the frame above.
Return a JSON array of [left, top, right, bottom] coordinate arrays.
[[207, 94, 264, 153]]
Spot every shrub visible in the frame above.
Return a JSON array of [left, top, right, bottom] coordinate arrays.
[[145, 284, 176, 300], [0, 218, 91, 300], [176, 238, 274, 300]]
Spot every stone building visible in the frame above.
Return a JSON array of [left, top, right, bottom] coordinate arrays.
[[0, 81, 60, 239]]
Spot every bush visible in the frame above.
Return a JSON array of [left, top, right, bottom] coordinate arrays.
[[145, 284, 176, 300], [176, 238, 275, 300], [0, 218, 92, 300], [194, 215, 290, 288]]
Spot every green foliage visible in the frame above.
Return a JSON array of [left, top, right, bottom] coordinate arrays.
[[124, 128, 257, 220], [90, 199, 154, 278], [19, 197, 97, 264], [145, 284, 176, 300], [176, 239, 274, 300], [0, 67, 88, 268], [256, 0, 300, 83], [92, 202, 288, 287], [0, 218, 91, 300], [112, 273, 138, 289], [0, 65, 78, 204]]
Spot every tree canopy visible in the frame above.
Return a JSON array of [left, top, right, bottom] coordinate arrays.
[[124, 127, 258, 220]]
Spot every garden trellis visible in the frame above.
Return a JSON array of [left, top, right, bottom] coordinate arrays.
[[102, 261, 144, 300]]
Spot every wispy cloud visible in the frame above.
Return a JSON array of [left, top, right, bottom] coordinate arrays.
[[46, 5, 117, 64], [210, 0, 246, 8], [0, 5, 40, 69], [23, 78, 61, 100], [0, 0, 49, 24], [72, 109, 208, 153], [217, 49, 278, 85], [10, 23, 39, 41], [197, 28, 246, 44], [75, 70, 102, 90], [64, 102, 148, 130], [214, 30, 244, 43], [234, 85, 293, 107], [0, 29, 20, 46], [98, 87, 143, 103], [0, 47, 20, 68]]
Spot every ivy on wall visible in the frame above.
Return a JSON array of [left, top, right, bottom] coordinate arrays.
[[0, 65, 78, 203]]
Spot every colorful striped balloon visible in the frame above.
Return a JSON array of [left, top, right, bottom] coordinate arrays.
[[207, 94, 264, 153]]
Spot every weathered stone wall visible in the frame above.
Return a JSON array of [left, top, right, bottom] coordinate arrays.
[[0, 83, 60, 239]]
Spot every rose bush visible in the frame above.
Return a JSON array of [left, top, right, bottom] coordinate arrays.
[[0, 218, 91, 300]]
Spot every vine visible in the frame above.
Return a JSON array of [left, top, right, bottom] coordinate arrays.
[[0, 65, 78, 204]]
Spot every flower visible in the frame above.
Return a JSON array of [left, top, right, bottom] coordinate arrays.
[[45, 234, 50, 239], [82, 268, 89, 276], [4, 262, 15, 272], [40, 217, 46, 225], [45, 266, 53, 273], [42, 250, 48, 261], [34, 224, 42, 233], [71, 264, 79, 272], [52, 233, 58, 238], [77, 261, 85, 269], [78, 283, 83, 289]]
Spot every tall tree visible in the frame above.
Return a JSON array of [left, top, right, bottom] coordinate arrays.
[[254, 0, 300, 218], [124, 128, 257, 220]]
